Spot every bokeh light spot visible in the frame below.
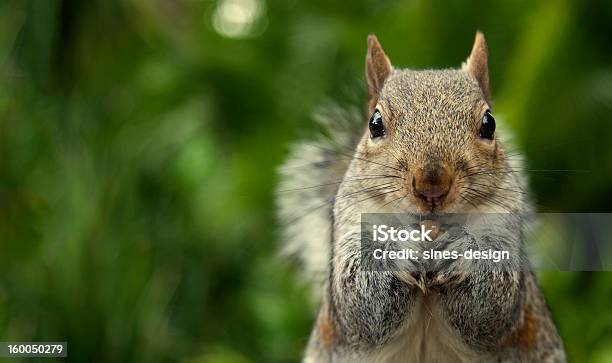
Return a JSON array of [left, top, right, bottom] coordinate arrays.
[[212, 0, 263, 38]]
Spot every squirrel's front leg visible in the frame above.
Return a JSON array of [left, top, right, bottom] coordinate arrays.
[[324, 233, 420, 348], [433, 270, 524, 351], [423, 216, 527, 351]]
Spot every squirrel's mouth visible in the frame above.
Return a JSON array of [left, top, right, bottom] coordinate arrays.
[[413, 192, 452, 213], [420, 194, 448, 211]]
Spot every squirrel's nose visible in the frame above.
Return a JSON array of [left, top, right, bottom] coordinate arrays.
[[412, 164, 452, 205]]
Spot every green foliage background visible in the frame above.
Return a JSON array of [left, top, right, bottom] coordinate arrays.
[[1, 0, 611, 362]]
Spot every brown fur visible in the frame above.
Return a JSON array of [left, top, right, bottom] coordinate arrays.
[[316, 297, 338, 350], [516, 306, 538, 351]]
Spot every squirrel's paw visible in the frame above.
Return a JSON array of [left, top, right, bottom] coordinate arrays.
[[427, 271, 470, 288], [395, 271, 427, 293]]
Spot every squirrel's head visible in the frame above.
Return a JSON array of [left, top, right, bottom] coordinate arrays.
[[354, 32, 516, 213]]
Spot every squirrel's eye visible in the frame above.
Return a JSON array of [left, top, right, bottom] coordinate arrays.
[[479, 110, 496, 140], [369, 110, 385, 139]]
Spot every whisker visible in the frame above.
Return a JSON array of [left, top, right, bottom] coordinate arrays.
[[387, 147, 408, 171], [336, 188, 401, 215], [335, 182, 399, 200], [280, 182, 399, 228], [277, 175, 402, 193], [302, 142, 404, 173], [378, 193, 408, 211], [461, 188, 518, 213], [458, 194, 480, 210], [467, 181, 529, 195], [462, 190, 513, 213]]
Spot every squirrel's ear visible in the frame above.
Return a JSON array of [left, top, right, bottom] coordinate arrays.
[[366, 34, 393, 113], [463, 32, 491, 105]]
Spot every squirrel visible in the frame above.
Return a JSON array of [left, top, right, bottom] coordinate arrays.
[[277, 32, 566, 362]]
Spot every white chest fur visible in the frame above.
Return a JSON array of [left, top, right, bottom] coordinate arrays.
[[361, 293, 482, 363]]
